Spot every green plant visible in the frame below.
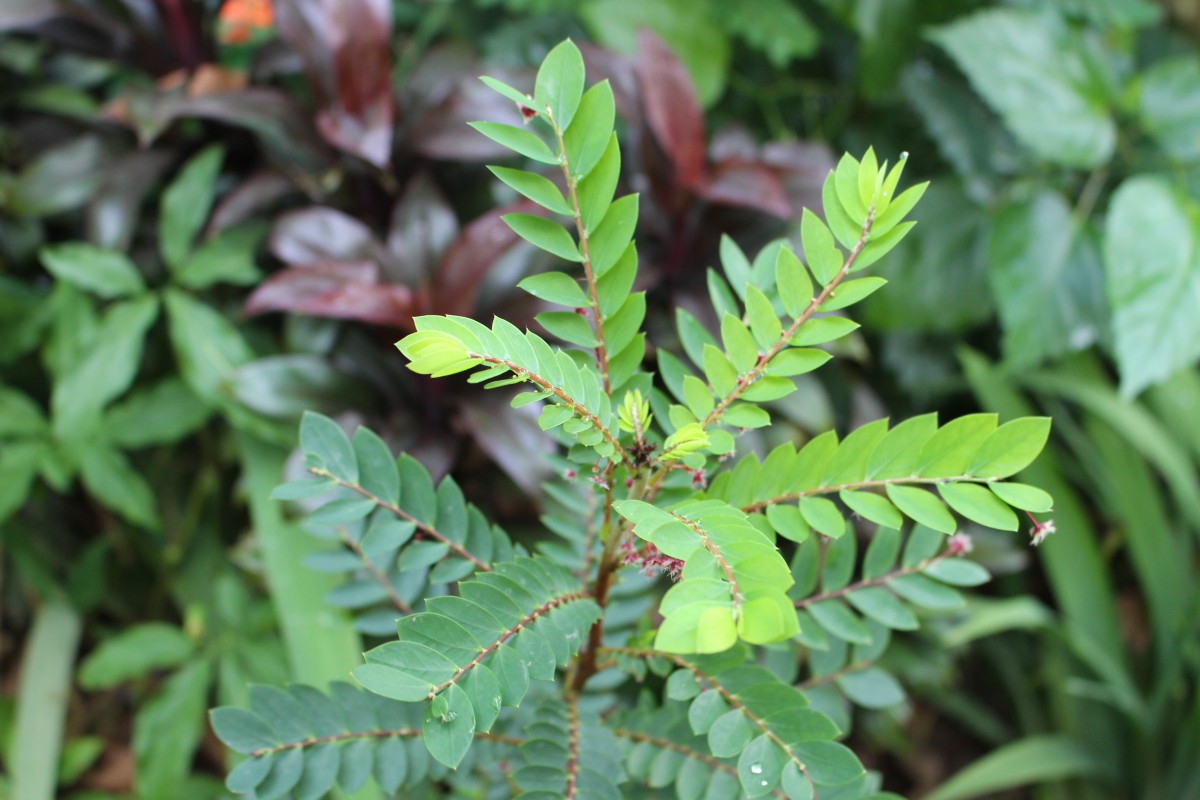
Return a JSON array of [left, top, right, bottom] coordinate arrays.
[[208, 41, 1055, 799]]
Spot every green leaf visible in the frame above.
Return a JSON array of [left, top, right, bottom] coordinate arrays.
[[836, 667, 904, 709], [745, 285, 782, 349], [52, 295, 160, 442], [534, 39, 585, 131], [885, 485, 956, 534], [765, 348, 830, 377], [823, 418, 889, 485], [40, 243, 145, 298], [924, 736, 1105, 800], [987, 191, 1105, 367], [866, 413, 937, 480], [708, 709, 756, 758], [576, 134, 620, 232], [924, 558, 990, 587], [165, 289, 254, 401], [175, 222, 266, 289], [422, 683, 476, 769], [703, 344, 738, 396], [503, 213, 580, 262], [479, 76, 533, 108], [1139, 56, 1200, 162], [990, 482, 1053, 512], [353, 426, 399, 506], [468, 122, 558, 164], [80, 445, 160, 528], [488, 167, 572, 216], [160, 145, 224, 271], [723, 403, 770, 429], [210, 708, 278, 754], [801, 209, 842, 285], [133, 661, 212, 798], [518, 271, 589, 307], [808, 600, 871, 645], [721, 313, 759, 372], [1104, 176, 1200, 395], [589, 194, 639, 277], [536, 311, 597, 347], [937, 483, 1018, 531], [820, 277, 886, 312], [563, 81, 616, 180], [793, 741, 864, 786], [845, 587, 918, 630], [791, 317, 859, 346], [775, 246, 813, 317], [738, 734, 786, 796], [968, 417, 1051, 478], [300, 411, 357, 483], [839, 490, 902, 529], [104, 378, 212, 449], [78, 623, 195, 689], [930, 9, 1115, 168], [915, 413, 997, 478]]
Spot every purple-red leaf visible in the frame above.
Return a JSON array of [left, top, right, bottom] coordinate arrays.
[[244, 261, 413, 329], [269, 207, 384, 266], [276, 0, 394, 168], [433, 200, 537, 317], [700, 159, 792, 219], [635, 30, 706, 191], [386, 173, 458, 283]]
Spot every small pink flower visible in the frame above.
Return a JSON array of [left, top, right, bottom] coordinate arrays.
[[1030, 518, 1057, 546], [947, 533, 973, 556]]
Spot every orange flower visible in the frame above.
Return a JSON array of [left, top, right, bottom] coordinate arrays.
[[217, 0, 273, 44]]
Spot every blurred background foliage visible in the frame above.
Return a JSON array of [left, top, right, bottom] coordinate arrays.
[[0, 0, 1197, 798]]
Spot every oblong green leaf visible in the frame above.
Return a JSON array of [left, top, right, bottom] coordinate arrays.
[[518, 271, 589, 307], [938, 483, 1019, 530], [468, 122, 558, 164], [502, 213, 580, 262]]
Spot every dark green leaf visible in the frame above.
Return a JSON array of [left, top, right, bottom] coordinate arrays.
[[40, 243, 145, 297], [160, 145, 224, 271], [78, 623, 195, 689], [535, 39, 586, 131], [563, 81, 616, 180]]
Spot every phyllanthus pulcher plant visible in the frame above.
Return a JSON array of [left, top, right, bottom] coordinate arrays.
[[210, 40, 1054, 799]]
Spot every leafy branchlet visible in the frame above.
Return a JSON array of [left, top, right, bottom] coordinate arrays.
[[212, 39, 1054, 800]]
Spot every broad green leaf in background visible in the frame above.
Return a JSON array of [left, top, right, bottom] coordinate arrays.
[[987, 190, 1106, 368], [78, 623, 196, 689], [40, 243, 145, 298], [1104, 177, 1200, 396], [79, 445, 161, 529], [924, 735, 1107, 800], [580, 0, 730, 107], [159, 145, 224, 272], [1138, 56, 1200, 163], [164, 289, 254, 402], [931, 8, 1116, 168]]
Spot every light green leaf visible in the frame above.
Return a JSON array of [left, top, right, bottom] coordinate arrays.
[[765, 348, 830, 377], [703, 344, 738, 396], [840, 490, 902, 529], [175, 222, 265, 289], [589, 194, 639, 277], [1139, 56, 1200, 162], [799, 497, 844, 539], [165, 289, 254, 401], [300, 411, 357, 483], [503, 213, 580, 262], [576, 134, 620, 232], [800, 210, 842, 285], [518, 271, 589, 307], [915, 413, 997, 478], [562, 81, 616, 180], [924, 558, 990, 587], [489, 167, 572, 216], [775, 246, 813, 317], [820, 277, 886, 312], [938, 483, 1018, 531], [968, 417, 1051, 478], [930, 9, 1115, 168], [989, 482, 1053, 512], [534, 39, 585, 131], [468, 122, 558, 164], [40, 243, 145, 297], [104, 378, 212, 449], [866, 413, 937, 480], [745, 285, 782, 349], [886, 485, 956, 534], [791, 317, 859, 346], [836, 667, 904, 709], [721, 313, 759, 372], [536, 311, 597, 347]]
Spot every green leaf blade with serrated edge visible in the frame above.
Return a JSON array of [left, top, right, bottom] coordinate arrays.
[[469, 122, 558, 165], [968, 417, 1051, 478], [502, 213, 580, 262], [534, 39, 585, 131], [518, 271, 589, 307], [488, 167, 572, 216]]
